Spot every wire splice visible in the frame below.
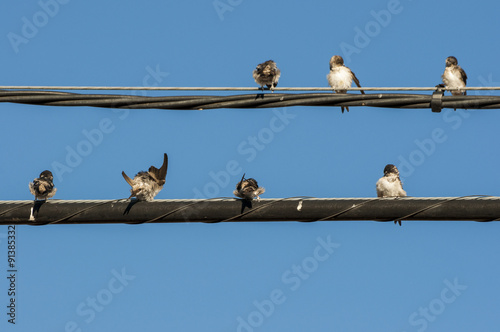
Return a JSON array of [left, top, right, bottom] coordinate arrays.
[[431, 85, 445, 112]]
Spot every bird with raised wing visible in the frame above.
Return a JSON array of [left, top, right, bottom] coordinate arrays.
[[233, 173, 265, 201], [122, 153, 168, 201]]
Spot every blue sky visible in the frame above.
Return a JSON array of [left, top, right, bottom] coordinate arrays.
[[1, 0, 500, 331]]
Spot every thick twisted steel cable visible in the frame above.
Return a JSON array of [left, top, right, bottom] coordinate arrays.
[[32, 199, 128, 226], [214, 196, 316, 223], [2, 86, 500, 91], [2, 197, 500, 224], [2, 89, 500, 110], [0, 201, 34, 217], [393, 195, 493, 224], [130, 197, 237, 225], [307, 198, 380, 222]]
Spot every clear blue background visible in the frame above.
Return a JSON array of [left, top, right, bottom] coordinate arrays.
[[1, 0, 500, 331]]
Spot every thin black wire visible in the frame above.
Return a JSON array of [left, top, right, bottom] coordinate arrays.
[[3, 90, 500, 110]]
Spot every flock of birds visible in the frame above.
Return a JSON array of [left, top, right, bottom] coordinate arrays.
[[28, 154, 405, 202], [253, 55, 468, 112], [28, 153, 269, 202], [30, 55, 458, 221]]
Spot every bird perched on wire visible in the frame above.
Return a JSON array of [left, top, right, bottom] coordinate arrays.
[[441, 56, 467, 111], [376, 164, 406, 226], [327, 55, 365, 113], [122, 153, 168, 201], [253, 60, 281, 92], [376, 164, 406, 198], [29, 170, 57, 201], [442, 56, 467, 96], [233, 174, 265, 201]]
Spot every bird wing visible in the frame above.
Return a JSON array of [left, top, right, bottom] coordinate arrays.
[[273, 68, 281, 86], [252, 68, 259, 81], [148, 153, 169, 184], [47, 187, 57, 198], [236, 173, 246, 191], [458, 66, 467, 85], [29, 182, 36, 196], [375, 178, 384, 197], [122, 171, 134, 186], [397, 175, 404, 188], [351, 71, 365, 94], [254, 187, 265, 196]]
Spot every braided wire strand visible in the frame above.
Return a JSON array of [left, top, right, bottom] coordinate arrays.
[[2, 90, 500, 110]]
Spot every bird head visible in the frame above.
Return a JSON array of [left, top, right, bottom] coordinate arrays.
[[40, 170, 54, 181], [130, 186, 142, 199], [329, 55, 344, 69], [383, 164, 399, 176], [445, 56, 458, 67]]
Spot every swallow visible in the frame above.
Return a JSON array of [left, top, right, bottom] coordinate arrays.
[[376, 164, 406, 226], [376, 164, 406, 198], [233, 173, 265, 201], [29, 170, 57, 201], [253, 60, 281, 92], [122, 153, 168, 201], [442, 56, 467, 96], [327, 55, 365, 113]]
